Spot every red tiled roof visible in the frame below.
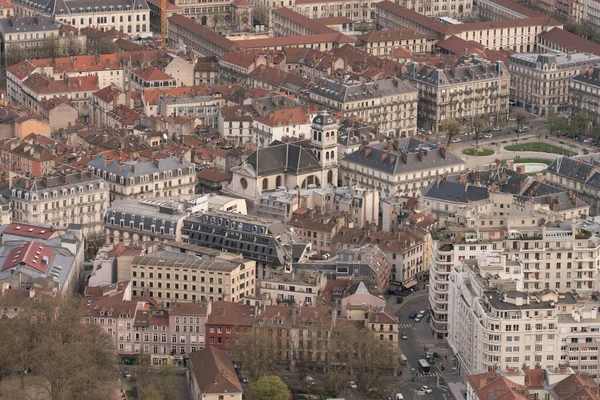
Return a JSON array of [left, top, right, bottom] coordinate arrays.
[[3, 223, 59, 239], [147, 0, 180, 10], [24, 73, 99, 95], [237, 32, 355, 48], [197, 167, 231, 183], [133, 66, 174, 82], [143, 86, 210, 106], [358, 29, 436, 42], [314, 16, 353, 25], [219, 50, 263, 69], [272, 7, 336, 35], [538, 27, 600, 56], [2, 241, 54, 274], [254, 107, 310, 127], [168, 15, 238, 51]]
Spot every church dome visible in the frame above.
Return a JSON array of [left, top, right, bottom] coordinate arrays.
[[312, 112, 336, 126]]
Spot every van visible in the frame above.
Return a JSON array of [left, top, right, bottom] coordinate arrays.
[[400, 354, 408, 366], [396, 394, 404, 400]]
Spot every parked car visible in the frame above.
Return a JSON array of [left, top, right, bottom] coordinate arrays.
[[348, 381, 358, 389], [409, 311, 418, 319], [414, 314, 424, 322], [451, 138, 461, 143], [122, 371, 131, 379], [422, 386, 433, 394], [483, 133, 492, 138], [396, 296, 404, 304], [518, 127, 529, 133], [492, 126, 501, 131], [401, 332, 409, 340]]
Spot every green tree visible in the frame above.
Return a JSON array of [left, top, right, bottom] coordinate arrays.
[[441, 120, 461, 146], [571, 112, 589, 135], [247, 376, 291, 400], [138, 385, 164, 400], [589, 124, 600, 140], [547, 109, 567, 137]]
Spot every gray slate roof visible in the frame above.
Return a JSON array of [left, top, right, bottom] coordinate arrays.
[[246, 141, 322, 176], [343, 138, 465, 175], [422, 180, 488, 203], [572, 66, 600, 88], [546, 156, 595, 183], [309, 77, 416, 102], [0, 16, 60, 33], [11, 0, 148, 16], [88, 156, 194, 185], [404, 55, 508, 86]]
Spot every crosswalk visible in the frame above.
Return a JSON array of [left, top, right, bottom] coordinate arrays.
[[416, 372, 442, 378], [399, 323, 412, 328]]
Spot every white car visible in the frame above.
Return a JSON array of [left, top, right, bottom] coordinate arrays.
[[348, 381, 358, 389], [451, 138, 461, 143], [414, 314, 424, 322], [483, 133, 492, 138], [492, 127, 501, 131], [421, 386, 433, 394]]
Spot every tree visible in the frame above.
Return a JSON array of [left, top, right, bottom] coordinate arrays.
[[253, 4, 269, 25], [32, 298, 118, 400], [471, 117, 486, 148], [247, 376, 291, 400], [513, 109, 530, 130], [589, 124, 600, 140], [138, 385, 164, 400], [497, 112, 508, 132], [571, 112, 589, 135], [212, 11, 224, 28], [441, 120, 461, 146], [547, 109, 567, 137], [326, 322, 399, 393], [233, 329, 280, 381], [63, 35, 82, 57]]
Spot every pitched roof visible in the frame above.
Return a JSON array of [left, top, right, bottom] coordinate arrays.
[[538, 27, 600, 56], [206, 301, 256, 326], [2, 240, 54, 274], [237, 32, 355, 48], [197, 167, 231, 183], [168, 14, 238, 51], [422, 180, 489, 203], [187, 347, 242, 394], [246, 141, 322, 175], [133, 66, 174, 82], [272, 7, 336, 34], [358, 29, 436, 43]]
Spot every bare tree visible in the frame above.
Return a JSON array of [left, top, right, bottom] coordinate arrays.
[[471, 117, 486, 148], [441, 120, 462, 146], [233, 328, 280, 381]]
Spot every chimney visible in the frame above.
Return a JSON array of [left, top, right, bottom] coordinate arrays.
[[381, 152, 387, 162], [417, 149, 423, 161], [465, 183, 470, 192], [401, 153, 408, 164]]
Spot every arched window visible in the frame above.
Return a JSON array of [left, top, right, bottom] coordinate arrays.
[[318, 132, 322, 141], [326, 152, 330, 160], [262, 178, 268, 190], [276, 176, 282, 187], [326, 131, 330, 138], [330, 150, 335, 159], [313, 130, 317, 140], [327, 170, 333, 184]]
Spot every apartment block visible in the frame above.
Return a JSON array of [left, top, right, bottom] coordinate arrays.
[[87, 156, 196, 201], [253, 305, 335, 369], [545, 156, 600, 216], [11, 0, 150, 36], [10, 171, 109, 236], [182, 210, 300, 277], [375, 1, 562, 52], [167, 15, 239, 57], [510, 52, 600, 116], [206, 301, 256, 354], [129, 254, 256, 305], [356, 29, 436, 56], [308, 77, 418, 137], [340, 139, 466, 197], [404, 55, 510, 133], [271, 7, 337, 37], [258, 270, 327, 306], [570, 66, 600, 126]]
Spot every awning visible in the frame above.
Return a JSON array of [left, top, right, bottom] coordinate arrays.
[[403, 279, 417, 289]]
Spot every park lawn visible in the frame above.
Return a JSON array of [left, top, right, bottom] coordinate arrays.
[[512, 157, 553, 165], [504, 142, 576, 156], [463, 148, 495, 156]]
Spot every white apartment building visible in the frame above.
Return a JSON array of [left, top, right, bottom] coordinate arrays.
[[10, 171, 109, 236], [259, 270, 326, 306], [11, 0, 150, 36], [87, 156, 196, 201], [427, 184, 593, 339], [570, 66, 600, 126], [404, 55, 511, 133], [308, 77, 418, 137], [510, 52, 600, 117], [449, 254, 560, 374]]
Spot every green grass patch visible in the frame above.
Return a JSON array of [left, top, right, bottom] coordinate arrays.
[[463, 148, 495, 156], [126, 390, 137, 400], [504, 142, 577, 156], [512, 158, 553, 166]]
